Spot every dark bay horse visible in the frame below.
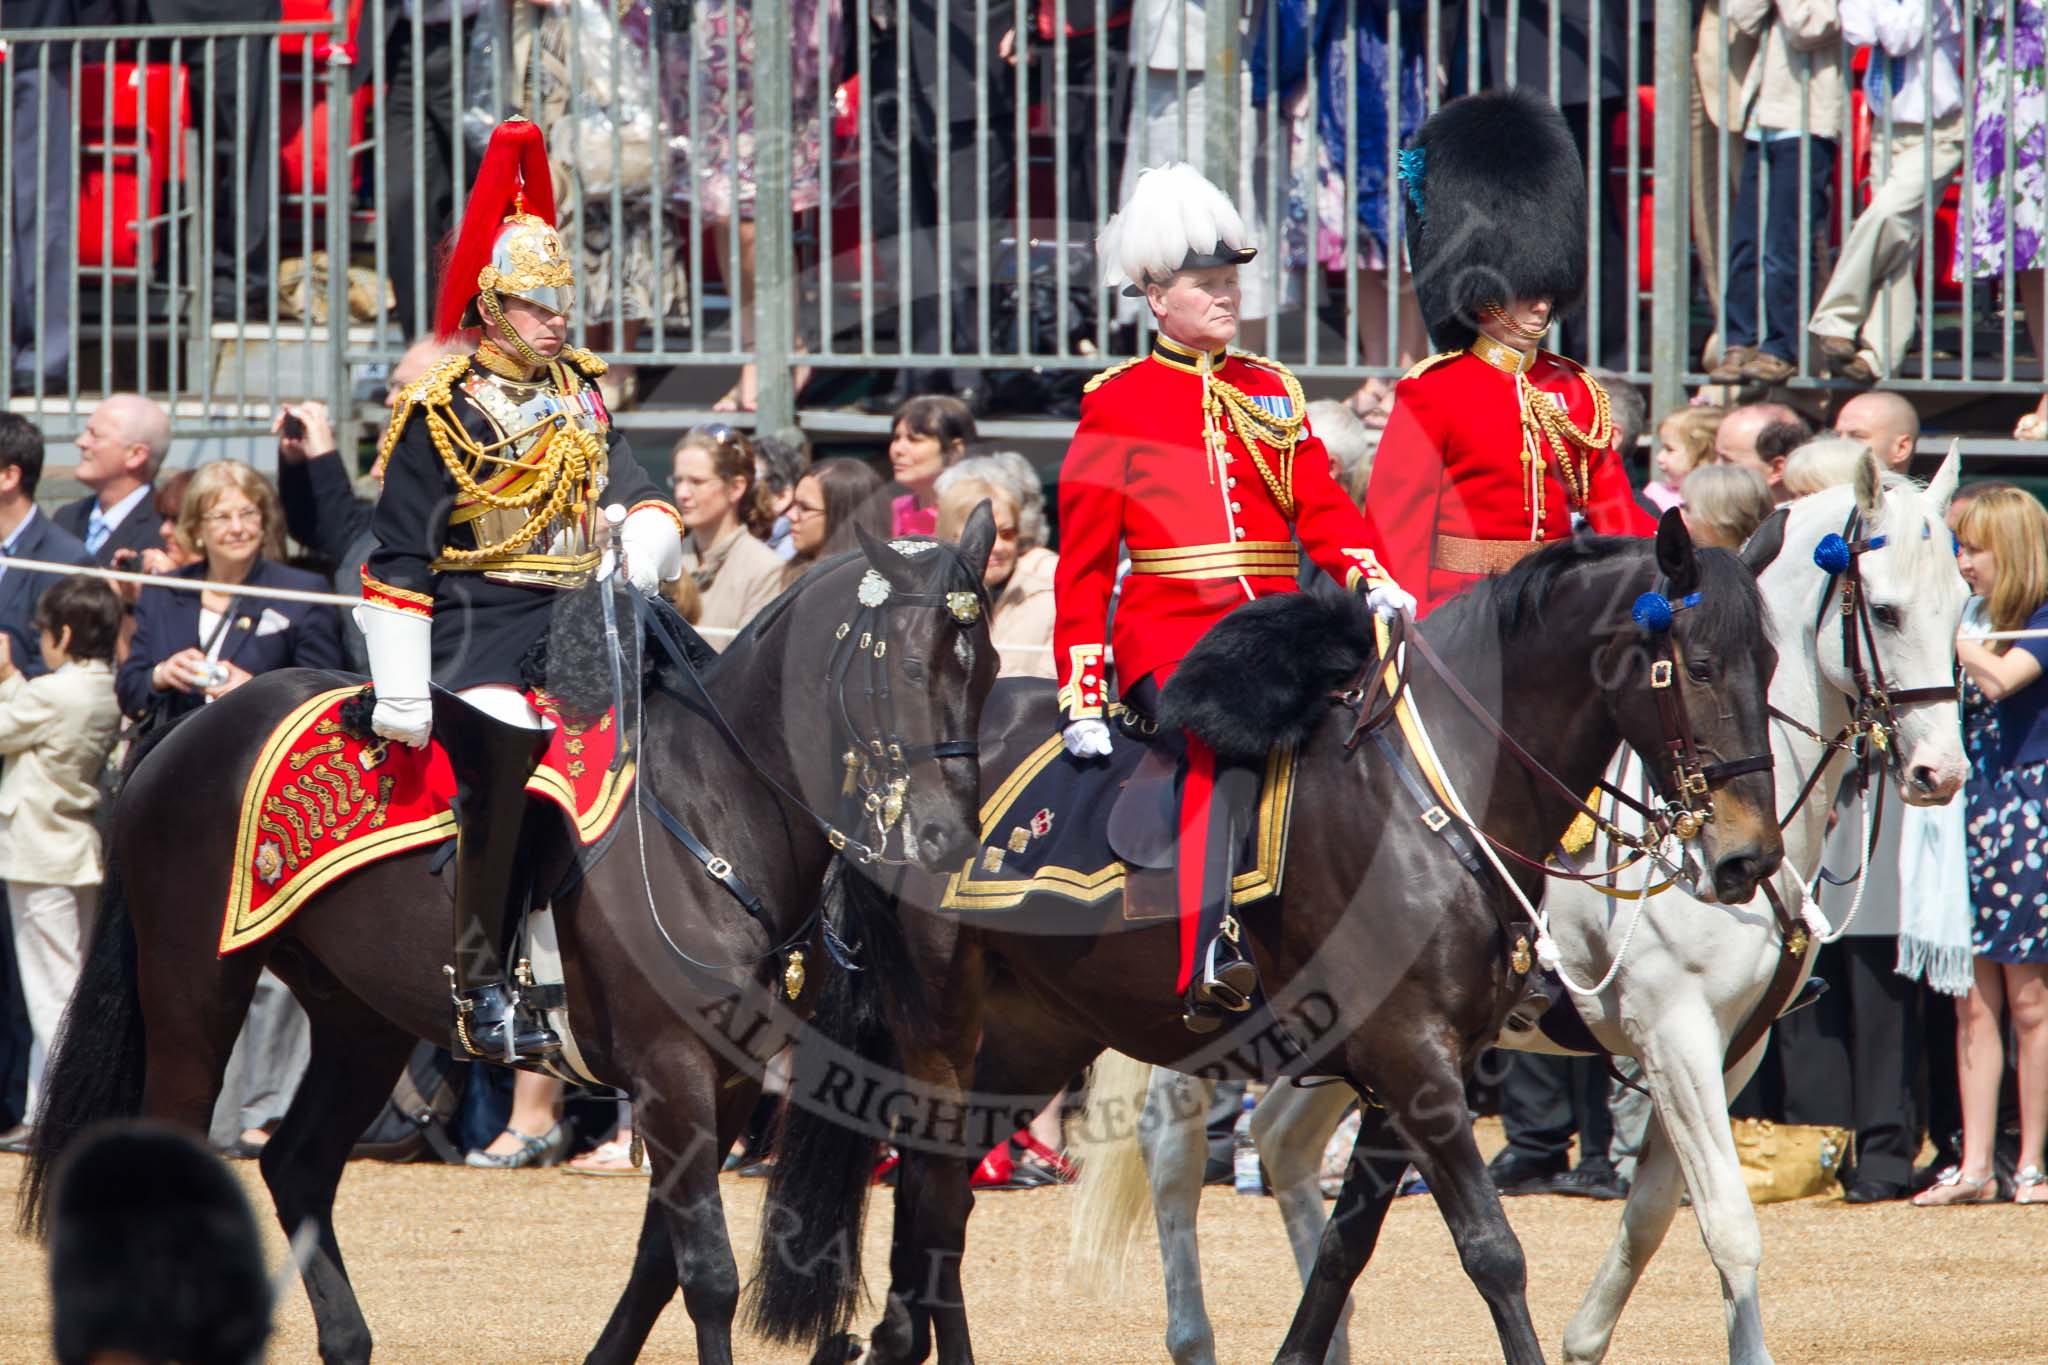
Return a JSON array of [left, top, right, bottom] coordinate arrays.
[[751, 521, 1785, 1365], [21, 519, 999, 1365]]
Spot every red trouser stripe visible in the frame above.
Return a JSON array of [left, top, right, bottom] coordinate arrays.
[[1176, 736, 1217, 993]]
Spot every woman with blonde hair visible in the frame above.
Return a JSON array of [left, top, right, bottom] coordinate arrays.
[[1780, 436, 1877, 500], [1678, 462, 1775, 550], [670, 423, 785, 646], [1922, 488, 2048, 1205], [116, 460, 341, 722]]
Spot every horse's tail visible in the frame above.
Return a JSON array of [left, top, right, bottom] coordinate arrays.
[[1065, 1050, 1158, 1295], [18, 854, 145, 1239], [744, 865, 902, 1350]]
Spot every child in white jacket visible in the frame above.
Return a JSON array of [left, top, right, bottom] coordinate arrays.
[[0, 576, 123, 1139]]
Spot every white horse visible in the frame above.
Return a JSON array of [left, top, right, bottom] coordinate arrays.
[[1067, 452, 1969, 1365]]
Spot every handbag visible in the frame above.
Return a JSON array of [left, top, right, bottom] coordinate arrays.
[[1731, 1117, 1851, 1203]]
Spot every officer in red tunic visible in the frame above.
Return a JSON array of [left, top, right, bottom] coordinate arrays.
[[1053, 163, 1414, 1032], [1364, 90, 1654, 619]]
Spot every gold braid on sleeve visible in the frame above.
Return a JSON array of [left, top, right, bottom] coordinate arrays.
[[1201, 352, 1309, 519]]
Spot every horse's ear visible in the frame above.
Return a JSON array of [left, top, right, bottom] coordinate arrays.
[[1926, 437, 1962, 518], [1854, 446, 1884, 520], [857, 523, 920, 591], [954, 500, 997, 583], [1741, 507, 1789, 576], [1654, 506, 1701, 597]]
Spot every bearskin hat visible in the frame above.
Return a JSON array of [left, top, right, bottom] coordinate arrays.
[[1400, 90, 1587, 349], [50, 1121, 273, 1365]]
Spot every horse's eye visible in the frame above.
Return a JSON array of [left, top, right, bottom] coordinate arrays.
[[1687, 657, 1713, 683], [901, 658, 927, 682], [1872, 604, 1901, 630]]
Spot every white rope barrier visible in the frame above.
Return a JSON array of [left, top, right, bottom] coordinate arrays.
[[0, 554, 362, 606]]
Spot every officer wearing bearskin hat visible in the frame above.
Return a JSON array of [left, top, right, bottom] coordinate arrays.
[[358, 117, 685, 1061], [1053, 163, 1415, 1033], [1364, 90, 1654, 618]]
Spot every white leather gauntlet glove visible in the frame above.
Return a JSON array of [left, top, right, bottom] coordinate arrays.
[[1062, 719, 1114, 759], [354, 602, 433, 747], [618, 504, 685, 597], [1366, 581, 1417, 622]]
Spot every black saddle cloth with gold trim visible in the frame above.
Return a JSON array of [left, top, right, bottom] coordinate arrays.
[[940, 690, 1298, 922]]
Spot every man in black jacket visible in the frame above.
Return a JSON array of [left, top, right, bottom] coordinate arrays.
[[56, 394, 169, 568]]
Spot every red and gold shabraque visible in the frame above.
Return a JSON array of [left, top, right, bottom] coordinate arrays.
[[220, 687, 630, 954]]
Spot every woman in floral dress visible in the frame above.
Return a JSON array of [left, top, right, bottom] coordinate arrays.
[[688, 0, 843, 412], [1954, 0, 2047, 439], [1923, 487, 2048, 1206]]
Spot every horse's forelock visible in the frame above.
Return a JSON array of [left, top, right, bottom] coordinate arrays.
[[1685, 545, 1769, 661]]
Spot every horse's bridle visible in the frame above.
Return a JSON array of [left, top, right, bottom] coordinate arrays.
[[1772, 509, 1958, 833], [1635, 581, 1778, 843], [1361, 577, 1773, 888], [821, 555, 988, 863]]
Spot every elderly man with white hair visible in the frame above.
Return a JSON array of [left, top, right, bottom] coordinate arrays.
[[58, 393, 170, 567], [1052, 159, 1411, 1032]]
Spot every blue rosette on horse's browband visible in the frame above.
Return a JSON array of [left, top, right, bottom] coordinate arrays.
[[1397, 147, 1427, 220], [1631, 590, 1703, 634], [1813, 533, 1853, 574]]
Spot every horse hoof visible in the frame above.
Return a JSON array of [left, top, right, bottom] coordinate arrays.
[[807, 1333, 863, 1364]]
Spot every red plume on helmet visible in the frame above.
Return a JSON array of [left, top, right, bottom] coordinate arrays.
[[433, 117, 558, 340]]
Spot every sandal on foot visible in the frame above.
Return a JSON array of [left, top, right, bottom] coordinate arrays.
[[1910, 1165, 1999, 1206], [2014, 1165, 2048, 1205], [564, 1135, 646, 1177]]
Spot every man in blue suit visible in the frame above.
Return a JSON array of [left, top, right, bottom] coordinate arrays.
[[0, 416, 92, 679]]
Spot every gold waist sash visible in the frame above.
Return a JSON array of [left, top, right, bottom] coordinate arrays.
[[1126, 540, 1300, 581], [1432, 534, 1552, 576]]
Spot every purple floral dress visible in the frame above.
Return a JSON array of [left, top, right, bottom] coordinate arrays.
[[687, 0, 842, 222], [1955, 0, 2046, 278]]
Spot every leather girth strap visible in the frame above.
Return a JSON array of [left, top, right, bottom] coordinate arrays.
[[1721, 880, 1814, 1074]]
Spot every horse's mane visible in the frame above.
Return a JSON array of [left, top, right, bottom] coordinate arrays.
[[1447, 533, 1766, 659]]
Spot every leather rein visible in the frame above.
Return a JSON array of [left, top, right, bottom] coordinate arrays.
[[1347, 586, 1775, 890]]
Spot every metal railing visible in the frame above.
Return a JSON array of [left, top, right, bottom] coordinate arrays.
[[1, 0, 2042, 449]]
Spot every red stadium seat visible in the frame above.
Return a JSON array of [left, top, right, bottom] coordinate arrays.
[[75, 62, 193, 271], [276, 0, 369, 201]]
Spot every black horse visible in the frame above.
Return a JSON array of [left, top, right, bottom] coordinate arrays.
[[22, 518, 999, 1365], [750, 520, 1785, 1365]]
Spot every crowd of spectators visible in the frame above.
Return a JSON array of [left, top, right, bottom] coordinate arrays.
[[7, 0, 2041, 439]]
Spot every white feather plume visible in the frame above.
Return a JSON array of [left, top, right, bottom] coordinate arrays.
[[1097, 162, 1249, 290]]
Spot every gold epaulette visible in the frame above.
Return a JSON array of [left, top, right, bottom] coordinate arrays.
[[1403, 350, 1461, 381], [562, 346, 608, 378], [373, 353, 472, 477], [1082, 356, 1143, 394]]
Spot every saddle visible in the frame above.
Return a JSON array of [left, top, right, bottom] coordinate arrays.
[[220, 683, 632, 955], [939, 705, 1299, 924]]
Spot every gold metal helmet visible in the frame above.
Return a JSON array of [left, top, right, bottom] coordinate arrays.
[[472, 213, 574, 324]]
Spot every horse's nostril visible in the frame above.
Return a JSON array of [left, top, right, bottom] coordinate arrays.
[[1911, 764, 1938, 791]]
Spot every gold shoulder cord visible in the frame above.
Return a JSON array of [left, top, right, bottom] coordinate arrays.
[[1519, 362, 1612, 512], [1202, 351, 1309, 518], [374, 353, 608, 565], [1083, 355, 1143, 393]]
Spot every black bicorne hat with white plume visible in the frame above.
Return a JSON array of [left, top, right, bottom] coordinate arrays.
[[1399, 90, 1587, 350], [1099, 162, 1257, 297]]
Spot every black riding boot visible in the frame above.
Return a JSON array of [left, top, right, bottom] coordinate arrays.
[[1183, 760, 1262, 1033], [433, 691, 559, 1063]]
